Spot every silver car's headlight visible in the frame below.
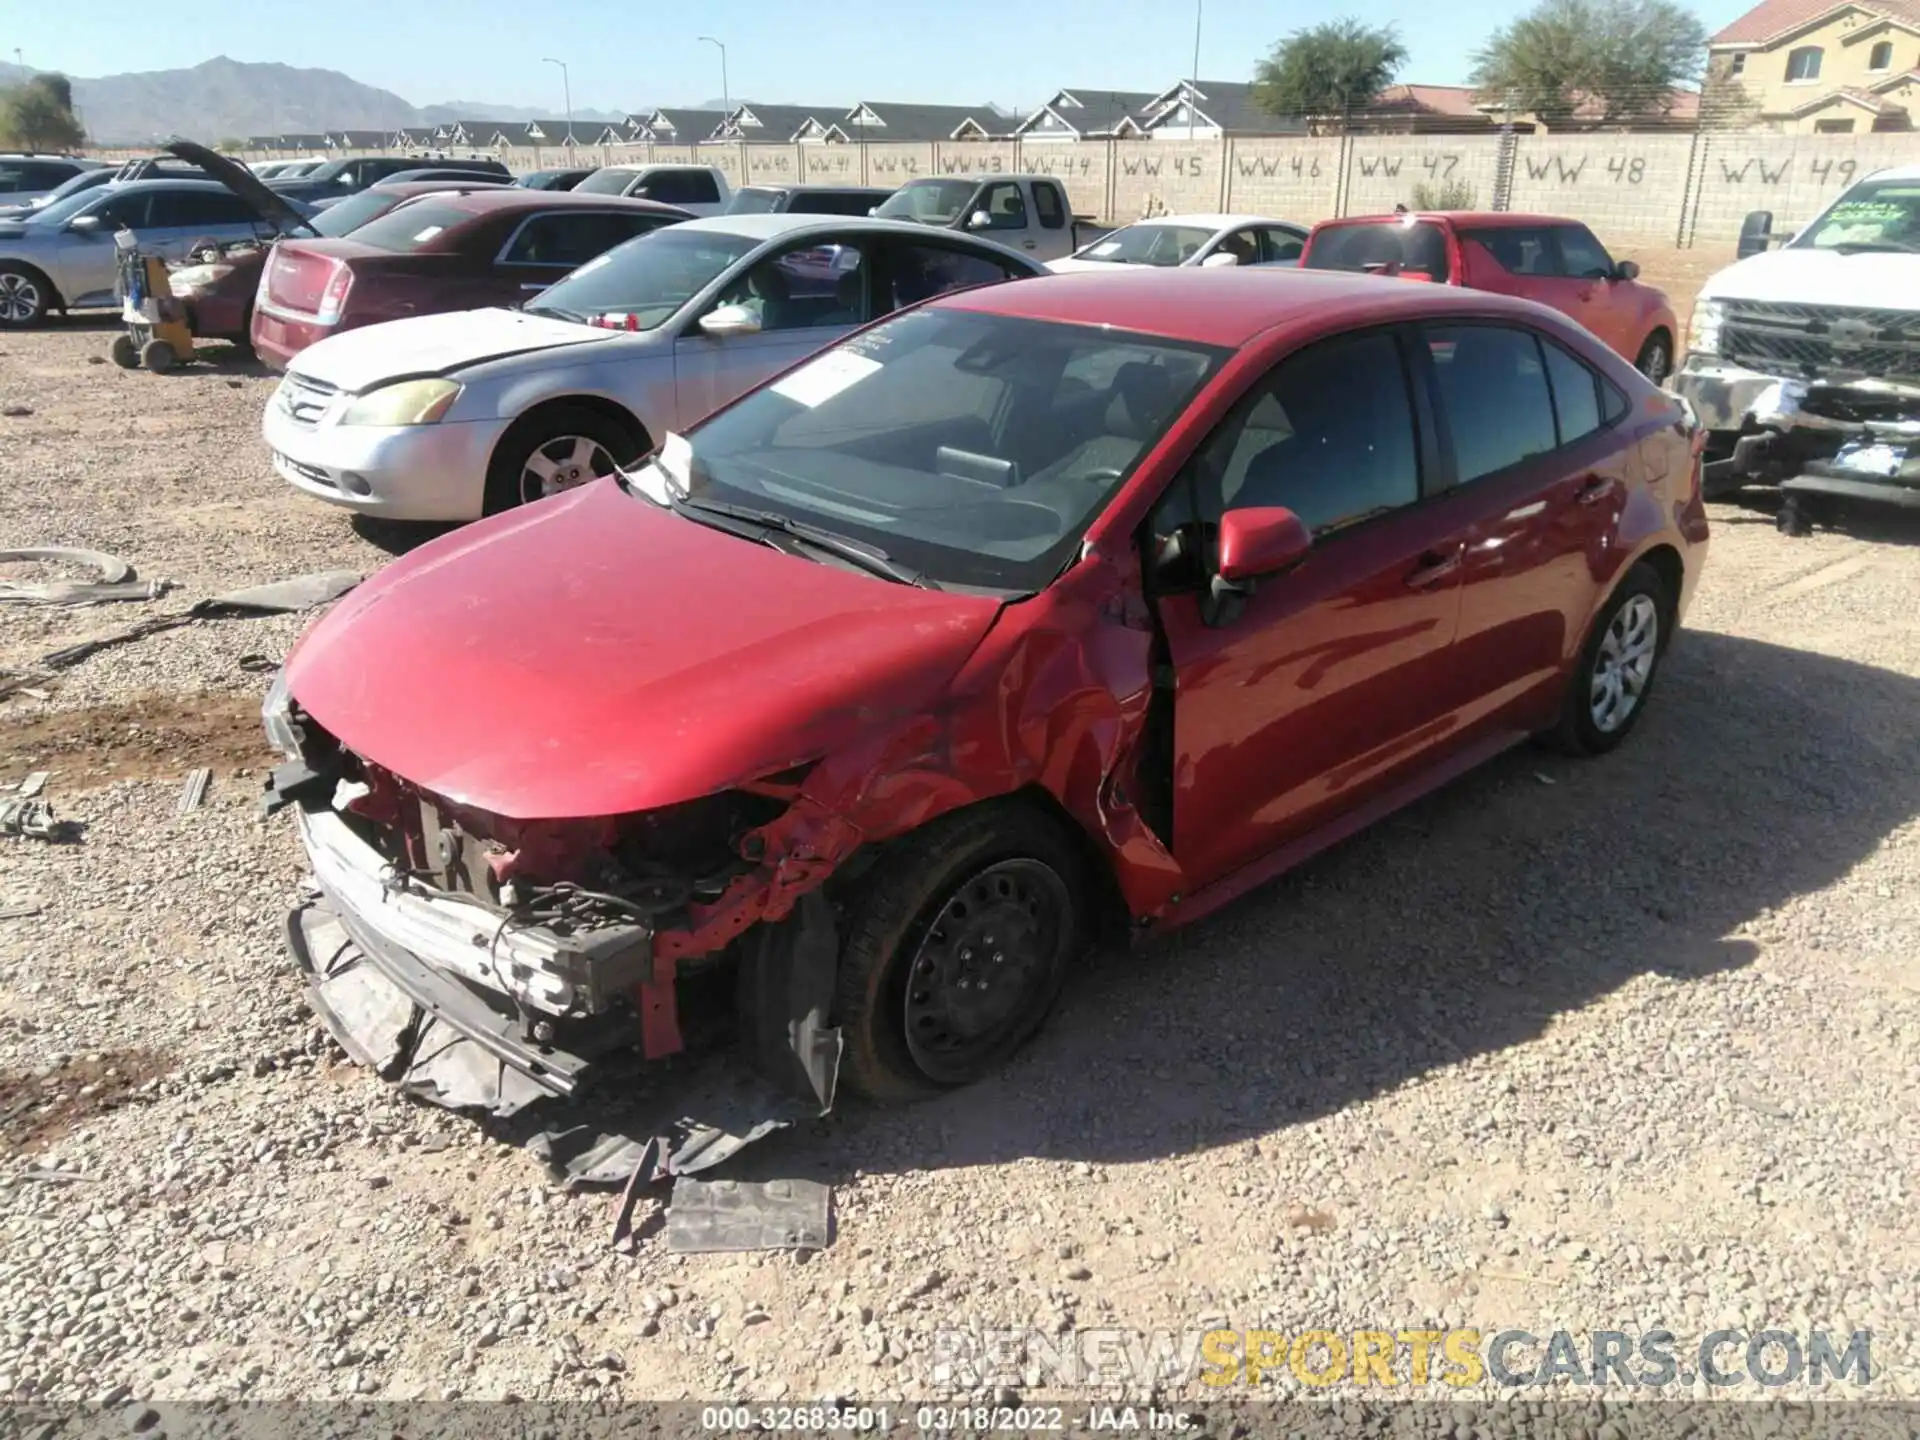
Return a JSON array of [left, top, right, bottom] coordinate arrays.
[[1686, 298, 1725, 358], [339, 378, 462, 427]]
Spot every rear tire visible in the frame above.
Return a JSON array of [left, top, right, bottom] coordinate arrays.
[[833, 800, 1088, 1103], [140, 339, 178, 373], [1548, 561, 1670, 757], [0, 264, 50, 328], [482, 404, 641, 515]]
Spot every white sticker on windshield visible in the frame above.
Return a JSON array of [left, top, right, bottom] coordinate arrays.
[[770, 349, 882, 408], [412, 225, 445, 243], [1089, 240, 1122, 256]]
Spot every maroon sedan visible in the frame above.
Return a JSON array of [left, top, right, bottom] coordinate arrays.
[[251, 189, 692, 371], [265, 268, 1708, 1158], [167, 182, 506, 347]]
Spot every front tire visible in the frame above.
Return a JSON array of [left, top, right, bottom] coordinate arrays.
[[833, 801, 1087, 1103], [0, 264, 50, 328], [482, 404, 640, 515], [1635, 331, 1673, 385], [1549, 561, 1669, 757], [108, 333, 139, 368], [140, 339, 178, 373]]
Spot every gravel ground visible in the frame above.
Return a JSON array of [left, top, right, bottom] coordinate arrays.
[[0, 288, 1916, 1412]]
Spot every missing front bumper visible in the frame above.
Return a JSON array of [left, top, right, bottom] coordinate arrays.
[[1682, 369, 1920, 508]]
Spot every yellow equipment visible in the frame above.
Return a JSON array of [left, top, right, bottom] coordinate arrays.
[[108, 230, 195, 373]]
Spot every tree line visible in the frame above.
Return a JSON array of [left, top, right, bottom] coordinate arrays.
[[0, 73, 87, 151], [1252, 0, 1709, 129]]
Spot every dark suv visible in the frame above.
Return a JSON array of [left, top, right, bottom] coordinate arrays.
[[0, 154, 103, 207], [268, 155, 509, 205], [725, 184, 896, 216]]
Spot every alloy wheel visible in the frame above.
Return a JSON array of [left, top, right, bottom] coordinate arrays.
[[1639, 339, 1671, 384], [1590, 593, 1659, 733], [518, 434, 616, 505], [0, 273, 42, 325], [902, 858, 1072, 1084]]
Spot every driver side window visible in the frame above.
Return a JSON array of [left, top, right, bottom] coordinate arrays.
[[710, 241, 870, 332], [979, 182, 1028, 231], [1149, 330, 1422, 582]]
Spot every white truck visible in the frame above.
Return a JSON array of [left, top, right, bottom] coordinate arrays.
[[871, 173, 1107, 263], [570, 163, 734, 216], [1671, 162, 1920, 536]]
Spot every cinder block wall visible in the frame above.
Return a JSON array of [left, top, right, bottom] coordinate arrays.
[[89, 129, 1920, 246]]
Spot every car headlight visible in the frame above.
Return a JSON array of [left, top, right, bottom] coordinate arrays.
[[262, 669, 300, 758], [339, 378, 462, 427], [1686, 298, 1725, 358]]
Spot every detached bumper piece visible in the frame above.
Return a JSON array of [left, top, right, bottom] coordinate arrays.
[[286, 880, 844, 1225], [1699, 377, 1920, 521]]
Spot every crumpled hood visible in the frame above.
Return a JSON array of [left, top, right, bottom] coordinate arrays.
[[1703, 247, 1920, 310], [287, 306, 615, 392], [283, 479, 1003, 819]]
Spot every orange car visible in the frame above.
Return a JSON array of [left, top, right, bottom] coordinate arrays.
[[1301, 211, 1680, 384]]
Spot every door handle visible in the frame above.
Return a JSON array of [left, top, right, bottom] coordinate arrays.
[[1576, 475, 1615, 506], [1405, 550, 1460, 589]]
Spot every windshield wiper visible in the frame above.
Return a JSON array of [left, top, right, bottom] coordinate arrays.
[[670, 494, 931, 587], [1827, 241, 1920, 255], [522, 303, 591, 323]]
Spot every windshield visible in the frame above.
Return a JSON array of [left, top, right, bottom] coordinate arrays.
[[874, 179, 977, 225], [284, 160, 349, 186], [1073, 224, 1217, 266], [728, 187, 785, 214], [309, 188, 411, 239], [526, 227, 761, 328], [27, 187, 115, 226], [340, 200, 474, 253], [1793, 180, 1920, 252], [574, 168, 637, 195], [1303, 220, 1453, 281], [631, 308, 1227, 592]]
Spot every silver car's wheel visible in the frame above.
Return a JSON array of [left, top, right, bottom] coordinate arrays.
[[1589, 593, 1659, 734], [0, 269, 46, 326], [519, 433, 617, 505]]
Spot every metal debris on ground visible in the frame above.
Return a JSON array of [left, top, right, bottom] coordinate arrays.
[[0, 901, 44, 921], [0, 798, 78, 843], [0, 670, 54, 702], [663, 1177, 832, 1254], [36, 570, 362, 672], [177, 768, 212, 814], [18, 1166, 90, 1185], [0, 547, 170, 607], [18, 772, 48, 799]]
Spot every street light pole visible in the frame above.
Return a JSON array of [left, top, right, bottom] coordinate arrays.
[[543, 57, 573, 156], [699, 36, 730, 125], [1188, 0, 1202, 139]]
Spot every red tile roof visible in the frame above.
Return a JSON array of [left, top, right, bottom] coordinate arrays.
[[1711, 0, 1920, 46]]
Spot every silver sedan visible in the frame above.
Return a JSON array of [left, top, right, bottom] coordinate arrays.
[[261, 213, 1049, 522]]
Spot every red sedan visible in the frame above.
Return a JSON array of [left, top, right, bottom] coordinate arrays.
[[1301, 212, 1681, 384], [264, 267, 1708, 1156], [250, 188, 691, 370]]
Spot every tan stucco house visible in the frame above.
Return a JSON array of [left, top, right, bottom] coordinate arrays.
[[1706, 0, 1920, 131]]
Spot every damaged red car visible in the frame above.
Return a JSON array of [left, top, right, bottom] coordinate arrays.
[[263, 268, 1708, 1179]]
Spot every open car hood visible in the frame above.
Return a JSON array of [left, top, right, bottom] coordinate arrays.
[[163, 139, 317, 239], [282, 480, 1003, 818]]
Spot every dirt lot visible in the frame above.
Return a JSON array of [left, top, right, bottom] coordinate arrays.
[[1, 261, 1917, 1410]]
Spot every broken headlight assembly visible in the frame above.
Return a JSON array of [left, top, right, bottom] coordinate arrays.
[[1687, 298, 1725, 359], [339, 378, 462, 427], [167, 263, 233, 297], [261, 667, 300, 757]]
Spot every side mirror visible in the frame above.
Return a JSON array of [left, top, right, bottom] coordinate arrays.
[[1612, 259, 1640, 282], [967, 209, 992, 230], [1736, 210, 1774, 260], [699, 303, 762, 337], [67, 214, 103, 233], [1217, 506, 1311, 584], [1200, 251, 1240, 268]]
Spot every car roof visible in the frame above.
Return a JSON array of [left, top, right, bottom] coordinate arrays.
[[678, 212, 975, 242], [1321, 211, 1584, 229], [1121, 212, 1301, 229], [1863, 162, 1920, 182], [938, 267, 1577, 347], [90, 178, 239, 194], [378, 188, 688, 217], [740, 182, 891, 193]]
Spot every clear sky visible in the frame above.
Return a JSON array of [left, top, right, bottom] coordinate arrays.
[[8, 0, 1755, 115]]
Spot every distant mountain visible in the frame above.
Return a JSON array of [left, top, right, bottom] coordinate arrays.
[[0, 56, 628, 144]]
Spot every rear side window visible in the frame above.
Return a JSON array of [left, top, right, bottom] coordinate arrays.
[[1463, 227, 1556, 276], [887, 242, 1023, 308], [150, 190, 259, 228], [641, 169, 721, 205], [1426, 325, 1557, 482], [729, 187, 785, 214], [1304, 222, 1452, 281], [1541, 340, 1603, 443], [1033, 182, 1066, 230], [790, 191, 885, 216], [345, 201, 475, 252], [501, 210, 671, 267]]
